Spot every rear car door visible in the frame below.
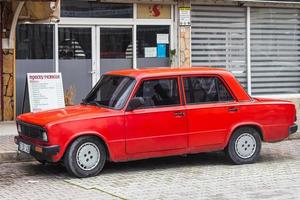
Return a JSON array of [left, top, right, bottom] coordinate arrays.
[[183, 75, 239, 151], [125, 77, 188, 154]]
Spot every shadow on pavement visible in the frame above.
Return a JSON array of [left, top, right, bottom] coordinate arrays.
[[7, 150, 295, 178]]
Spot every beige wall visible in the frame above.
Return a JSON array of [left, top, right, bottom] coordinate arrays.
[[178, 0, 191, 68], [2, 50, 14, 121]]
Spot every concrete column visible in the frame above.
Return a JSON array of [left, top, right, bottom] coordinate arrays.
[[178, 0, 191, 68]]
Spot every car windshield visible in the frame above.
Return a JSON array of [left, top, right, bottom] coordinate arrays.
[[82, 75, 136, 109]]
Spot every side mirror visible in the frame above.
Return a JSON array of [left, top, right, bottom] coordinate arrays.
[[126, 97, 145, 111]]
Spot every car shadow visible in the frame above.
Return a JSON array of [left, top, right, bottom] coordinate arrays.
[[19, 150, 296, 178], [102, 151, 230, 174]]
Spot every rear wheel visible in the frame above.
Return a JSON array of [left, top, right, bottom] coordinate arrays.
[[64, 136, 106, 178], [226, 127, 261, 164]]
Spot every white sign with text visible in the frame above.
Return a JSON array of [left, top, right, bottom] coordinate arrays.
[[27, 73, 65, 112]]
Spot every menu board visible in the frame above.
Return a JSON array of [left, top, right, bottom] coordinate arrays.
[[27, 73, 65, 112]]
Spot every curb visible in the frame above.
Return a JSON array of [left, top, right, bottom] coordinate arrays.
[[0, 151, 34, 164]]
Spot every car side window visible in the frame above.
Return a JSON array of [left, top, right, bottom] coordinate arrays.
[[184, 76, 233, 104], [135, 78, 180, 108]]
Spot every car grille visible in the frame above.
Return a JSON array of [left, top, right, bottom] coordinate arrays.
[[18, 121, 44, 140]]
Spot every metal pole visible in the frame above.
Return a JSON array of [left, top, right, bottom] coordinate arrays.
[[246, 6, 252, 95]]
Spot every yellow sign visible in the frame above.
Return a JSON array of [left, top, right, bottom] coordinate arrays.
[[137, 4, 171, 19]]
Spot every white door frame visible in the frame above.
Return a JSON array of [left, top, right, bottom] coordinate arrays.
[[57, 3, 176, 86]]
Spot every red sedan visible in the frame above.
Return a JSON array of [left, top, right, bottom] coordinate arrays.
[[15, 67, 297, 177]]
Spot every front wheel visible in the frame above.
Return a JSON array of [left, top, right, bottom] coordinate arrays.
[[226, 127, 261, 164], [64, 136, 107, 178]]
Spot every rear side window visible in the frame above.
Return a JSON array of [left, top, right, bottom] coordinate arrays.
[[135, 78, 180, 108], [183, 77, 233, 104]]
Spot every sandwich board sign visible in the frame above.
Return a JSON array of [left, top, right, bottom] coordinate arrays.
[[25, 73, 65, 112]]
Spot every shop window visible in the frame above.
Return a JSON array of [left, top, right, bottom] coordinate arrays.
[[137, 25, 170, 68], [100, 28, 132, 59], [59, 28, 91, 59], [183, 77, 233, 104], [16, 24, 54, 59], [61, 0, 133, 18]]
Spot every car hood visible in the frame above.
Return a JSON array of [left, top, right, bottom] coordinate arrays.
[[17, 104, 121, 127]]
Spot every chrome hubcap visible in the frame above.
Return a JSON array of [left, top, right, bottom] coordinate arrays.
[[76, 142, 100, 171], [235, 133, 257, 159]]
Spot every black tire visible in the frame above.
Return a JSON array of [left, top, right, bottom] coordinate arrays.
[[64, 136, 107, 178], [226, 127, 261, 164]]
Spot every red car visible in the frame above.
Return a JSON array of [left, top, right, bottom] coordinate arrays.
[[15, 67, 297, 177]]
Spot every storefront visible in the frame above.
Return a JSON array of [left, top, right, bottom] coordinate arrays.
[[15, 0, 178, 115], [191, 0, 300, 97], [3, 0, 300, 120]]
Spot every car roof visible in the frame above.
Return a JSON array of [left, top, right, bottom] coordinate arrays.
[[106, 67, 229, 79]]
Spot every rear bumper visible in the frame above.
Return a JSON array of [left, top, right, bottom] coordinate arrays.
[[289, 124, 298, 135], [14, 136, 60, 162]]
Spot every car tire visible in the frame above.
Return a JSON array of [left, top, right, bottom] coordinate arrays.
[[64, 136, 107, 178], [226, 127, 261, 164]]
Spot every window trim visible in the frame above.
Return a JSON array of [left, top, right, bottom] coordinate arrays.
[[125, 76, 183, 110], [180, 74, 237, 106]]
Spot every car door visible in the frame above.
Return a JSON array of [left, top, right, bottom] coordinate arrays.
[[125, 76, 188, 154], [182, 75, 239, 151]]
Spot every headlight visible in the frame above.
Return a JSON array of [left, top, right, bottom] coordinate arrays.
[[41, 131, 48, 142]]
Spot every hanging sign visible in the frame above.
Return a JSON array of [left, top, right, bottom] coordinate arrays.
[[27, 73, 65, 112], [137, 4, 171, 19], [179, 7, 191, 26]]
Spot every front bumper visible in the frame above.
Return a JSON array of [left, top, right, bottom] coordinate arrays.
[[289, 124, 298, 135], [14, 136, 60, 162]]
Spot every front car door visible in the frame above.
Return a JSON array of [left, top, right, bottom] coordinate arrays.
[[125, 77, 188, 154], [183, 75, 239, 152]]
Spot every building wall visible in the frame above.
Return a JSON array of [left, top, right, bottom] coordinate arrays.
[[1, 2, 15, 121], [178, 0, 191, 67], [2, 50, 14, 120]]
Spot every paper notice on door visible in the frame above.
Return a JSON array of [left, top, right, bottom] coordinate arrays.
[[157, 34, 169, 44], [145, 47, 157, 58], [157, 44, 167, 58]]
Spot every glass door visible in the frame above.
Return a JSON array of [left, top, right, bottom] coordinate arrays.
[[58, 26, 94, 105], [98, 27, 133, 75]]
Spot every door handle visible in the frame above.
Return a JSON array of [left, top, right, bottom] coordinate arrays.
[[174, 111, 185, 117], [88, 70, 96, 74], [228, 107, 238, 112]]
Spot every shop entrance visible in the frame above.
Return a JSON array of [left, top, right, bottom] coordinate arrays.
[[16, 23, 172, 114], [58, 26, 134, 104]]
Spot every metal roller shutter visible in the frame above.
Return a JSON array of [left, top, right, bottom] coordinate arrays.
[[251, 8, 300, 95], [191, 5, 247, 88]]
